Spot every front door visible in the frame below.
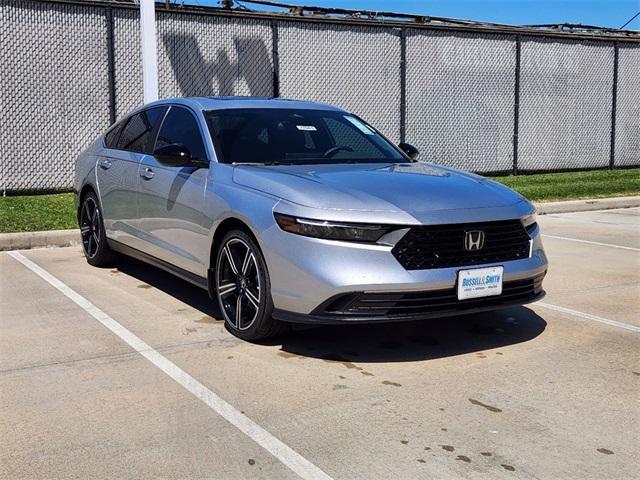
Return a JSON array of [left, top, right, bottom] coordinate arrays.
[[136, 105, 210, 276]]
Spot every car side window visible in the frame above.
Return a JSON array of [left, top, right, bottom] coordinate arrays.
[[155, 106, 207, 161], [116, 107, 166, 153]]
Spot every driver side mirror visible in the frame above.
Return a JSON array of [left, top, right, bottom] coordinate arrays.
[[398, 142, 420, 160], [153, 144, 208, 168]]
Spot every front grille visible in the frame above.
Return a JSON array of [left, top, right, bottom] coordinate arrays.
[[392, 219, 531, 270], [320, 275, 544, 318]]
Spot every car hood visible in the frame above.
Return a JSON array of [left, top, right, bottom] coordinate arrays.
[[232, 162, 524, 214]]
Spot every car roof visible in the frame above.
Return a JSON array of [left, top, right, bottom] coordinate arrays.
[[143, 96, 347, 113]]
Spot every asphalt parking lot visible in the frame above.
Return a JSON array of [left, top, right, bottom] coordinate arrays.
[[1, 208, 639, 480]]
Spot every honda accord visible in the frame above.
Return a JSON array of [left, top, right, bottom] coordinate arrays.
[[75, 97, 547, 341]]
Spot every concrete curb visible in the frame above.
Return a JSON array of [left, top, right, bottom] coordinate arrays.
[[1, 196, 638, 252], [0, 229, 80, 252], [534, 195, 640, 215]]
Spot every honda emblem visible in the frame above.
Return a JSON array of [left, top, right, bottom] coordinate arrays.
[[464, 230, 485, 251]]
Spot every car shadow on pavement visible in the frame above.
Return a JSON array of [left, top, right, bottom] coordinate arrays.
[[114, 257, 223, 319], [277, 308, 547, 363], [114, 257, 546, 362]]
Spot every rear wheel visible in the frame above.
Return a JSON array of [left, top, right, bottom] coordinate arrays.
[[215, 230, 286, 341], [79, 192, 116, 266]]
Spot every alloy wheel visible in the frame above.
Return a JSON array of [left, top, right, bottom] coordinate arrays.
[[80, 197, 101, 259], [216, 238, 262, 330]]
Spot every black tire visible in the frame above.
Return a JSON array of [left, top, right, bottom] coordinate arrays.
[[215, 230, 287, 341], [79, 191, 117, 267]]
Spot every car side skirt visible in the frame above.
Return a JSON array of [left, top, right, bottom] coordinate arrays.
[[108, 239, 209, 291]]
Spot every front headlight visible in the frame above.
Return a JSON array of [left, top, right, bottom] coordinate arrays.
[[274, 213, 392, 243], [521, 212, 537, 233]]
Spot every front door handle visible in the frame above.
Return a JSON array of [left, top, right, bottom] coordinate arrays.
[[99, 159, 112, 170], [140, 167, 155, 180]]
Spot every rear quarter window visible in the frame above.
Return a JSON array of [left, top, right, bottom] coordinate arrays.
[[104, 123, 123, 149], [116, 107, 166, 153]]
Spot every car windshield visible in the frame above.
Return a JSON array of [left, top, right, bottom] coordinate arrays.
[[204, 108, 407, 165]]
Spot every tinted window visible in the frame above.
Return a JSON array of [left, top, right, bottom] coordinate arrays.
[[324, 117, 386, 158], [116, 107, 166, 153], [155, 107, 207, 161], [204, 108, 405, 165], [104, 122, 123, 149]]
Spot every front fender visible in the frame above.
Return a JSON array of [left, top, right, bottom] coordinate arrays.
[[204, 180, 280, 271]]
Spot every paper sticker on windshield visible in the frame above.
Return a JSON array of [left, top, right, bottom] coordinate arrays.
[[296, 125, 317, 131], [344, 116, 375, 135]]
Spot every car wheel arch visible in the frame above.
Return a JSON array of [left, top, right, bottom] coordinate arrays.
[[78, 184, 98, 219], [207, 217, 263, 299]]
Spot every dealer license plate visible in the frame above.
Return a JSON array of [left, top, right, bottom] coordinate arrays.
[[457, 266, 504, 301]]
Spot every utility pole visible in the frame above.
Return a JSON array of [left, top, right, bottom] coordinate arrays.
[[140, 0, 159, 104]]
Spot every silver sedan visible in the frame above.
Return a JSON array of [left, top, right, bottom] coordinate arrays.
[[74, 97, 548, 341]]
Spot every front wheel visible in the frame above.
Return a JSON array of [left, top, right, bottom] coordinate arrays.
[[215, 230, 286, 341]]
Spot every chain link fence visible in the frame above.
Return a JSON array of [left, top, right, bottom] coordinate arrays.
[[1, 0, 638, 193], [1, 0, 111, 192], [615, 44, 640, 166], [156, 11, 274, 99], [518, 38, 615, 171], [406, 30, 517, 173], [113, 7, 142, 119], [278, 21, 401, 142]]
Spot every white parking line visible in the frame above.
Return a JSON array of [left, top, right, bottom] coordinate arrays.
[[541, 234, 640, 252], [6, 251, 333, 480], [537, 302, 640, 333]]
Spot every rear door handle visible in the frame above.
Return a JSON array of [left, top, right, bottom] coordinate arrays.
[[140, 167, 155, 180], [99, 159, 112, 170]]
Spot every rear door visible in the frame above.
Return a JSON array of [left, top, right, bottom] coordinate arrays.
[[136, 105, 210, 276], [97, 106, 167, 250]]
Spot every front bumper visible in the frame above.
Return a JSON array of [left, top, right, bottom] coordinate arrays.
[[260, 220, 549, 321], [273, 279, 545, 325]]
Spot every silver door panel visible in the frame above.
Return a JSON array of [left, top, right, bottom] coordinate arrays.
[[135, 155, 210, 276], [96, 149, 145, 249]]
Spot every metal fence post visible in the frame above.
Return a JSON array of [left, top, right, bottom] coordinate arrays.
[[399, 28, 407, 144], [512, 35, 521, 175], [106, 5, 117, 125], [271, 20, 280, 98], [610, 42, 619, 169]]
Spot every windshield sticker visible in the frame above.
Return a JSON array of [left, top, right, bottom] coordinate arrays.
[[296, 125, 317, 131], [344, 116, 375, 135]]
